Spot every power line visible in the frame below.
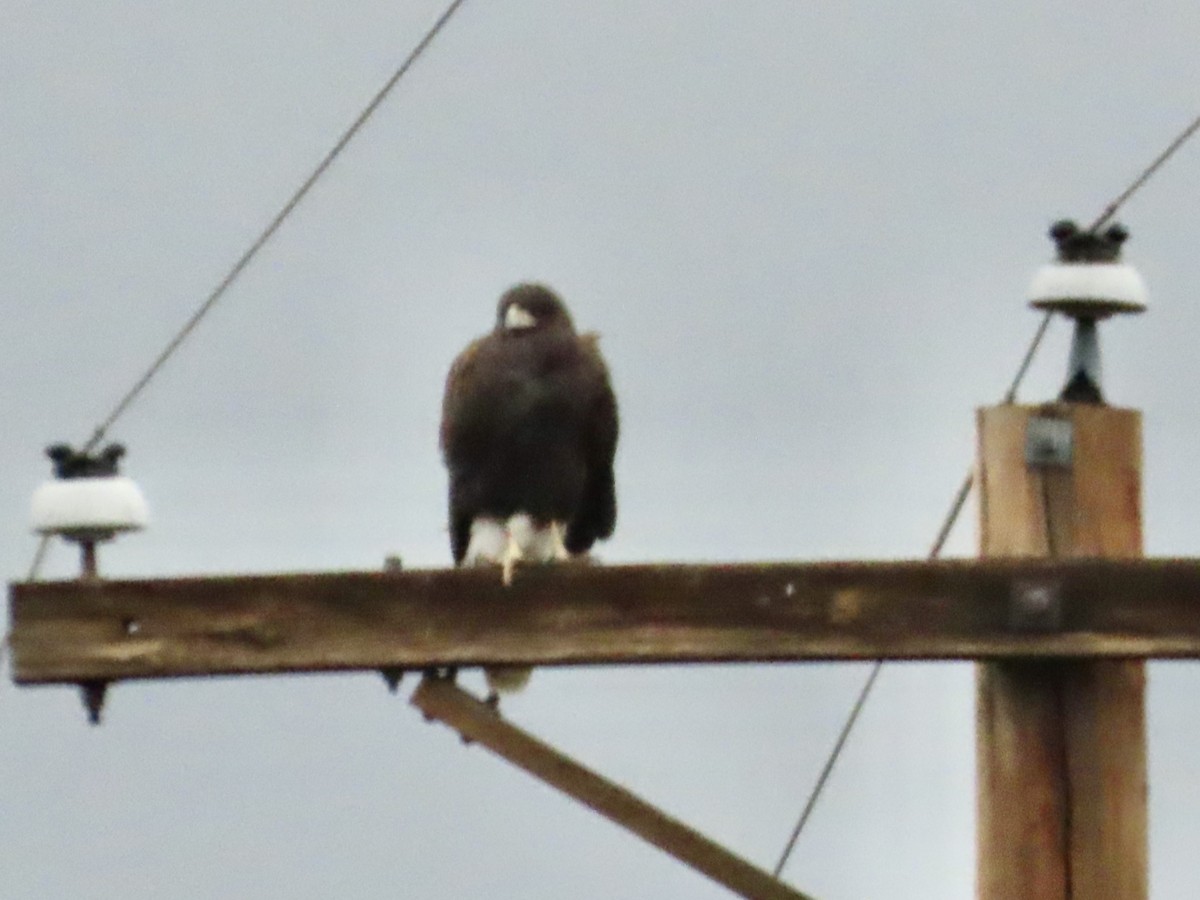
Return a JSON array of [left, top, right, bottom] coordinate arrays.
[[1089, 111, 1200, 233], [772, 326, 1052, 882], [772, 109, 1200, 879], [771, 316, 1049, 879], [1003, 310, 1054, 403], [26, 535, 51, 582], [80, 0, 471, 455], [21, 1, 471, 585], [772, 658, 881, 878]]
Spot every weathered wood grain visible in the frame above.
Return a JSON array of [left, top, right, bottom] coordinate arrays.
[[976, 403, 1146, 900], [9, 552, 1200, 685]]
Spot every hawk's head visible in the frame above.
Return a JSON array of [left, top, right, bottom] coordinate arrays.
[[496, 283, 575, 334]]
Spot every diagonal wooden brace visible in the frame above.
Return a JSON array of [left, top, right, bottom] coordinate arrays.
[[411, 675, 816, 900]]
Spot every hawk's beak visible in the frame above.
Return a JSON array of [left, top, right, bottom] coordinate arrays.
[[504, 304, 537, 330]]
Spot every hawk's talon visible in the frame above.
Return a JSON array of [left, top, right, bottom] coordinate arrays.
[[500, 530, 524, 586]]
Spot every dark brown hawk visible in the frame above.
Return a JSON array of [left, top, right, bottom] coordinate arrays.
[[440, 283, 619, 586]]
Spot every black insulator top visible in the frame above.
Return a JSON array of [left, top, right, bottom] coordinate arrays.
[[45, 443, 126, 479], [1049, 220, 1129, 263]]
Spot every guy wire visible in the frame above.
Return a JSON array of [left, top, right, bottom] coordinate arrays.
[[773, 108, 1200, 879]]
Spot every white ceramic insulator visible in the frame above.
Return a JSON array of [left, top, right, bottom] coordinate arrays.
[[1027, 262, 1149, 310], [31, 476, 149, 541]]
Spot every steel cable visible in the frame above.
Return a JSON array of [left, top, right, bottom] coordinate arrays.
[[21, 1, 471, 584], [80, 0, 470, 455]]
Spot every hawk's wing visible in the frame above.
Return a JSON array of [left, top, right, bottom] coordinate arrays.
[[440, 336, 489, 563], [566, 333, 619, 554], [440, 336, 486, 455]]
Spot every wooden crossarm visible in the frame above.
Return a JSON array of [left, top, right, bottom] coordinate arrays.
[[9, 557, 1200, 685]]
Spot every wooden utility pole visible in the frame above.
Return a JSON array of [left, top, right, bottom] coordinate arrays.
[[976, 403, 1146, 898]]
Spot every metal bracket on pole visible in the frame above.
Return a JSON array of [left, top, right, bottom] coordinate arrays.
[[1025, 416, 1074, 469]]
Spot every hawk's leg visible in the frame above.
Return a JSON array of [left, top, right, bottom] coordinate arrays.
[[464, 517, 508, 569], [547, 522, 571, 562]]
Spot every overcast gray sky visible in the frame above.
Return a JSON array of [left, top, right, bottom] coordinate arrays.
[[4, 2, 1200, 897]]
